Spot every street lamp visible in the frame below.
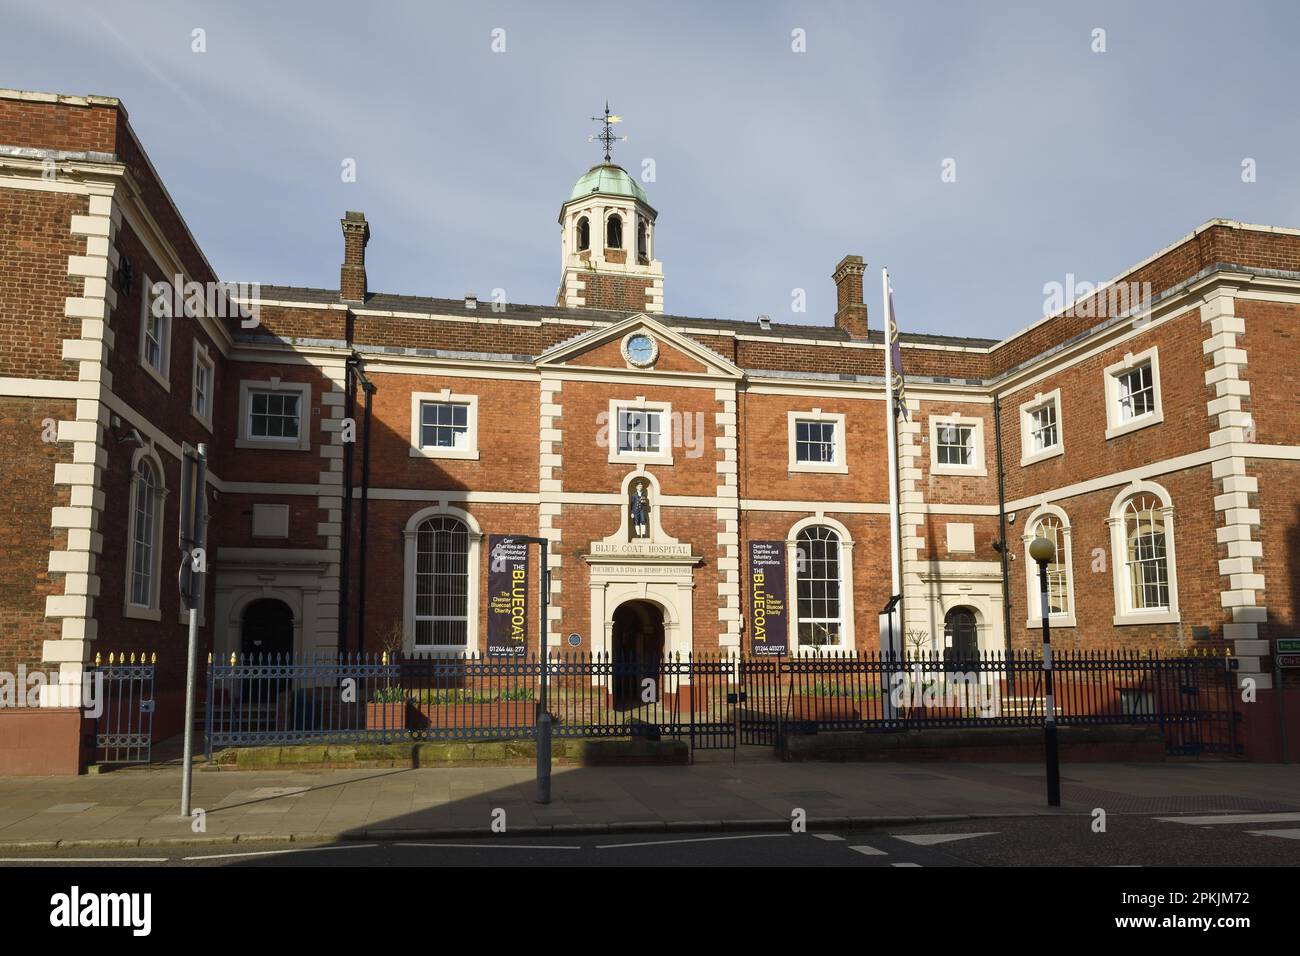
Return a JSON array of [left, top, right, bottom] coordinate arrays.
[[1028, 534, 1061, 807]]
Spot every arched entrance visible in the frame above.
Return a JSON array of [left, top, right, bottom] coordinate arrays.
[[611, 600, 665, 710], [241, 598, 295, 659], [943, 606, 980, 666]]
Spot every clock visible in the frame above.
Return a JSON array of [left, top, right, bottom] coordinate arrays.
[[622, 332, 658, 368]]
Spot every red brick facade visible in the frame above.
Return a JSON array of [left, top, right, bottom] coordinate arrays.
[[2, 90, 1298, 770]]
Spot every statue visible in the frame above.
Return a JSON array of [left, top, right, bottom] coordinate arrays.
[[629, 483, 650, 539]]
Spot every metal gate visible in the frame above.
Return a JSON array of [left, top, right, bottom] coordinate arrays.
[[92, 653, 155, 764], [738, 657, 783, 747]]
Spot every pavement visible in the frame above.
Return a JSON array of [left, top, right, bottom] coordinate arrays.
[[1, 753, 1298, 850]]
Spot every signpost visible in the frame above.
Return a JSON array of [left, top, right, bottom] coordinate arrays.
[[178, 443, 207, 819], [1276, 639, 1300, 669]]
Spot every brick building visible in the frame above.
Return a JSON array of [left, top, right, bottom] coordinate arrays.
[[1, 89, 1297, 772]]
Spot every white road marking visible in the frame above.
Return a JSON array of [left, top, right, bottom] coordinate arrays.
[[892, 832, 998, 846], [0, 857, 169, 864], [182, 843, 378, 861], [814, 833, 846, 842], [396, 843, 582, 850], [597, 833, 791, 850], [1155, 812, 1300, 826], [892, 862, 922, 867], [849, 845, 888, 856], [1245, 828, 1300, 840]]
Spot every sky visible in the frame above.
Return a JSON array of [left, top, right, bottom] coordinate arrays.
[[3, 0, 1298, 340]]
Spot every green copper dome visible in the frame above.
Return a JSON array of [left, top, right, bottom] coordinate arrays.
[[568, 164, 648, 204]]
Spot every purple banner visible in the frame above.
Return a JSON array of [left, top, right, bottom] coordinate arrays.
[[487, 535, 529, 657], [749, 540, 788, 657]]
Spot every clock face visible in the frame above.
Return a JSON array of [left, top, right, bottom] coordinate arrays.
[[624, 333, 657, 367]]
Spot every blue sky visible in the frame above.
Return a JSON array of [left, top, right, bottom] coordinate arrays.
[[3, 0, 1298, 339]]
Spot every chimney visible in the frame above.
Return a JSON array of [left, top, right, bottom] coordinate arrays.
[[832, 254, 868, 338], [340, 211, 369, 302]]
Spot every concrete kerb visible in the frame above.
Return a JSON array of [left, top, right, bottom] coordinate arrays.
[[0, 810, 1080, 852]]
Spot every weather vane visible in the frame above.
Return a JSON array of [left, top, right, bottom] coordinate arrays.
[[588, 101, 627, 163]]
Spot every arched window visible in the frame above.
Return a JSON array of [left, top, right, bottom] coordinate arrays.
[[795, 526, 842, 648], [413, 516, 470, 648], [127, 457, 162, 611], [575, 216, 590, 251], [637, 219, 648, 260], [1029, 515, 1070, 616], [1123, 495, 1169, 611], [606, 213, 623, 249]]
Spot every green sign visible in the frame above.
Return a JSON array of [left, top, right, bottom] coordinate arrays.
[[1276, 639, 1300, 653]]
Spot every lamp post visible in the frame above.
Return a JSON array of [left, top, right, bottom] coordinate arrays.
[[1028, 535, 1061, 807]]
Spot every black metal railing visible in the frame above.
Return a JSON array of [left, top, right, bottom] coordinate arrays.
[[204, 652, 736, 757], [203, 648, 1241, 758]]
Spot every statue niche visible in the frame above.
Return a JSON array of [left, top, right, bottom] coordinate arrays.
[[628, 480, 651, 541]]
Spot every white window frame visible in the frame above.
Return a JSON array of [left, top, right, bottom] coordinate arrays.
[[1018, 389, 1064, 466], [191, 342, 215, 431], [401, 505, 483, 657], [124, 445, 166, 621], [410, 391, 480, 460], [786, 515, 856, 655], [138, 276, 172, 391], [607, 397, 674, 465], [929, 413, 987, 477], [236, 379, 312, 451], [1022, 504, 1077, 629], [1104, 347, 1164, 439], [1106, 481, 1181, 625], [787, 409, 848, 474]]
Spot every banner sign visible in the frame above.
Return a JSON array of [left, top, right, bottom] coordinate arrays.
[[749, 540, 788, 657], [487, 536, 530, 656]]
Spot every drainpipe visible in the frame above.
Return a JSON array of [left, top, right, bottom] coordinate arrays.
[[353, 361, 376, 654], [339, 358, 356, 655], [993, 393, 1014, 658]]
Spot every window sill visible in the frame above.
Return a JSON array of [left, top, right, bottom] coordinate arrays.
[[125, 604, 161, 622], [139, 359, 171, 393], [1026, 614, 1077, 629], [409, 446, 480, 461], [930, 464, 988, 478], [236, 436, 311, 452], [1112, 610, 1180, 626], [1104, 410, 1163, 441], [1020, 445, 1064, 467], [608, 450, 674, 466], [788, 461, 849, 475], [191, 408, 213, 433]]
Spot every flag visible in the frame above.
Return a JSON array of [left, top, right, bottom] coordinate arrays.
[[887, 287, 909, 421]]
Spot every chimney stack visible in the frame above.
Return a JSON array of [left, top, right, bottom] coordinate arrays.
[[832, 254, 868, 338], [340, 211, 369, 302]]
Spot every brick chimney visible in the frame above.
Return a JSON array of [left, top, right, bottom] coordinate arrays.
[[832, 254, 868, 338], [340, 211, 369, 302]]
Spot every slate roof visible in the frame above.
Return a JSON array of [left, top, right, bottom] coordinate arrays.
[[251, 285, 999, 349]]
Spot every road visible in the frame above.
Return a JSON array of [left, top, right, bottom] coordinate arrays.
[[2, 811, 1298, 866]]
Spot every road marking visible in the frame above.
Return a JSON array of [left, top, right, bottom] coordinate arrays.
[[1245, 828, 1300, 840], [597, 833, 791, 850], [892, 862, 922, 867], [396, 843, 582, 850], [1155, 812, 1300, 826], [848, 845, 888, 856], [0, 857, 170, 864], [182, 843, 377, 861], [814, 833, 846, 842], [892, 832, 998, 846]]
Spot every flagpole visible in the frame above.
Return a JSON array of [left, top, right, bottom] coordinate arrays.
[[882, 267, 902, 658]]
